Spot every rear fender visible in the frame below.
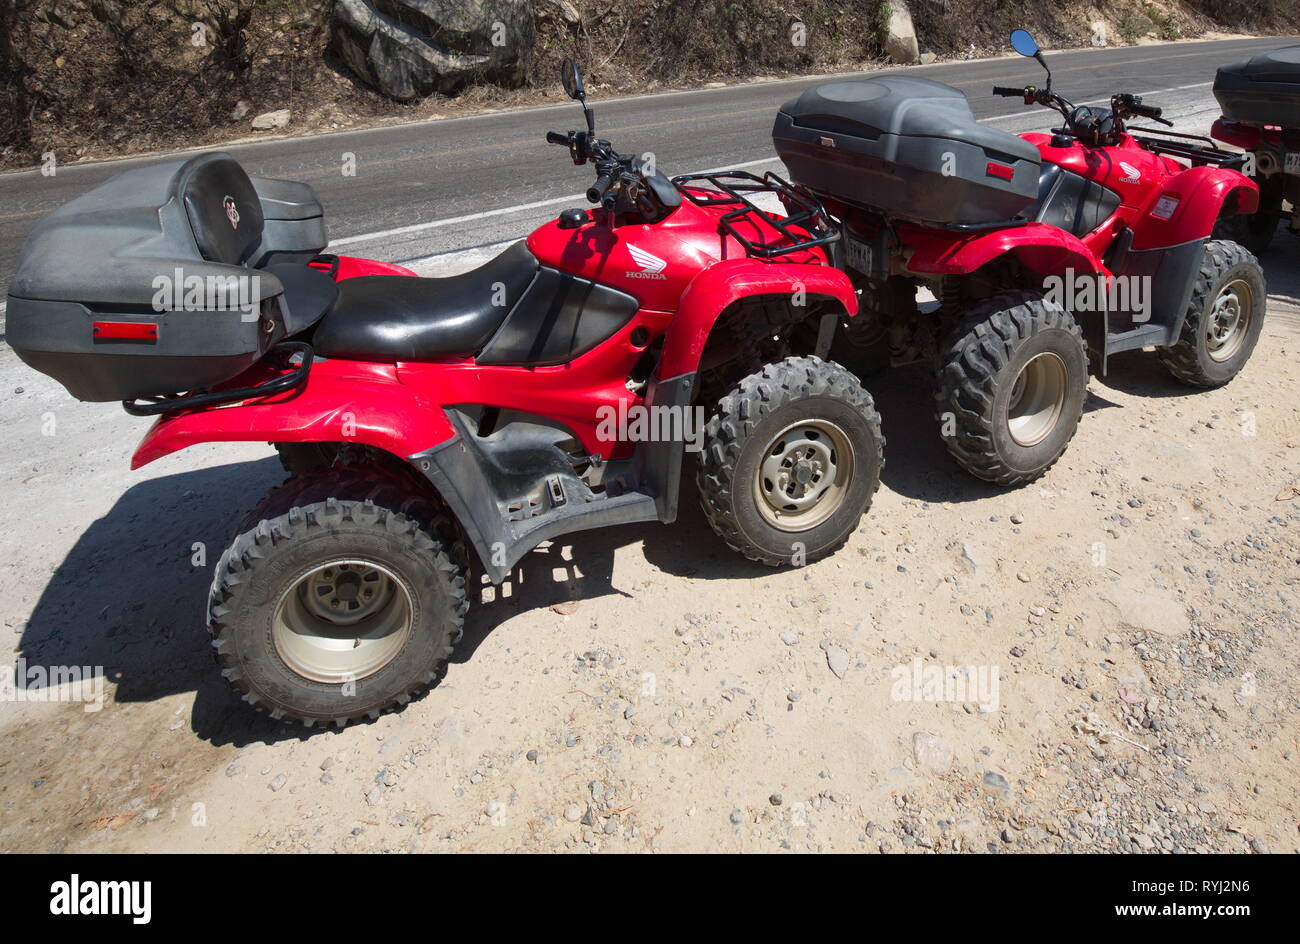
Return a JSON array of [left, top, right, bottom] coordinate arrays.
[[656, 259, 857, 379], [1130, 165, 1258, 251], [1210, 118, 1265, 151], [130, 359, 454, 469], [901, 222, 1104, 280]]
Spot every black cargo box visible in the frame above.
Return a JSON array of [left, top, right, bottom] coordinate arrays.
[[6, 152, 331, 402], [1213, 45, 1300, 128], [773, 77, 1041, 225]]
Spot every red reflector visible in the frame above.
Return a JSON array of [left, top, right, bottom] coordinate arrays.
[[93, 321, 158, 341], [985, 162, 1015, 180]]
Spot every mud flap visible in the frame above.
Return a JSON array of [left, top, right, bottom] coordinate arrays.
[[409, 372, 695, 583]]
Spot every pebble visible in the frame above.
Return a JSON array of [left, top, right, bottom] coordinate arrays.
[[729, 809, 744, 825], [563, 804, 582, 822]]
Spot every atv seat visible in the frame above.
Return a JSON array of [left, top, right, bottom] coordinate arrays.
[[312, 241, 539, 360]]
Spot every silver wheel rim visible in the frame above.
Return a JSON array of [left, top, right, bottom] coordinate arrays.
[[1007, 352, 1068, 448], [272, 559, 413, 684], [754, 419, 854, 531], [1206, 278, 1252, 362]]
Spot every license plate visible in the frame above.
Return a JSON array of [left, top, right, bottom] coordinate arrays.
[[844, 233, 874, 274], [1286, 152, 1300, 175]]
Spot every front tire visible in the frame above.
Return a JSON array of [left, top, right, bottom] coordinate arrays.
[[697, 356, 884, 566], [936, 291, 1088, 486], [1157, 239, 1266, 388], [208, 467, 468, 727]]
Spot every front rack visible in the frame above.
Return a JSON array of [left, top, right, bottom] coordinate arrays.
[[671, 170, 840, 259], [1129, 126, 1248, 169], [122, 341, 314, 416]]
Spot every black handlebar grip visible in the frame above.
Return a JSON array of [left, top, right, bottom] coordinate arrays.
[[587, 174, 614, 203], [992, 86, 1024, 97], [1138, 104, 1163, 118], [546, 131, 569, 145]]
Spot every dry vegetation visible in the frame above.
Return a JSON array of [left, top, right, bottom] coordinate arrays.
[[1, 0, 1297, 169]]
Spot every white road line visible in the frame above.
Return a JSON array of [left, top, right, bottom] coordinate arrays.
[[332, 82, 1215, 251], [327, 157, 778, 249]]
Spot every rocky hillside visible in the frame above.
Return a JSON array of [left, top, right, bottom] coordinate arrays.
[[2, 0, 1298, 169]]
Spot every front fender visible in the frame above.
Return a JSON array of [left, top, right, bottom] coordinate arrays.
[[901, 222, 1103, 279], [1131, 165, 1258, 251], [130, 359, 454, 469], [657, 259, 857, 379]]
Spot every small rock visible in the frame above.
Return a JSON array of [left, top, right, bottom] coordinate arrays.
[[251, 108, 291, 130]]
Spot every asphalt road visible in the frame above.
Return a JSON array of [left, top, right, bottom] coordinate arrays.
[[0, 36, 1289, 306]]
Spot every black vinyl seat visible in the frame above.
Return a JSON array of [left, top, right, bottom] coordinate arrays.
[[312, 241, 540, 361]]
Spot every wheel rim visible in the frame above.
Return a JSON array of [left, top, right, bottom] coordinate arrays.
[[754, 419, 854, 532], [1007, 352, 1068, 447], [1206, 278, 1252, 362], [272, 559, 413, 684]]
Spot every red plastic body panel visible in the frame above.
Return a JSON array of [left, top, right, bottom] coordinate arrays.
[[309, 255, 417, 279], [1128, 164, 1258, 250], [901, 221, 1104, 278], [131, 359, 454, 469], [658, 258, 857, 379], [896, 130, 1260, 278], [131, 194, 842, 469], [1210, 118, 1269, 150]]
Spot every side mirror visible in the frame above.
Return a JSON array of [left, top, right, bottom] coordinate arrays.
[[1010, 29, 1051, 90], [1010, 30, 1039, 57], [561, 59, 586, 102]]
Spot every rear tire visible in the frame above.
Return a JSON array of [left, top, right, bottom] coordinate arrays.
[[697, 355, 884, 566], [936, 291, 1088, 486], [1157, 239, 1266, 388], [1211, 176, 1281, 256], [828, 277, 912, 378], [209, 466, 468, 727]]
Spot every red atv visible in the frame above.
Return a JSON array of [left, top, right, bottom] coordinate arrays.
[[7, 61, 882, 726], [1209, 43, 1300, 254], [775, 29, 1266, 485]]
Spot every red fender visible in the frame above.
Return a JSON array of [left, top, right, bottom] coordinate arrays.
[[900, 221, 1104, 279], [1130, 165, 1259, 251], [1210, 118, 1267, 151], [130, 359, 453, 470], [656, 259, 858, 379]]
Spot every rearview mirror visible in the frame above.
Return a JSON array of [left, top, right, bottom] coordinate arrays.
[[561, 59, 586, 102], [1010, 30, 1039, 58]]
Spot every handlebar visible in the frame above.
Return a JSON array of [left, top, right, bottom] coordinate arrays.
[[546, 131, 569, 145], [992, 86, 1025, 97], [586, 174, 615, 204]]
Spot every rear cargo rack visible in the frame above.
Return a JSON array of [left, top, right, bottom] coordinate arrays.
[[671, 170, 839, 259], [1128, 127, 1249, 169], [122, 341, 313, 416]]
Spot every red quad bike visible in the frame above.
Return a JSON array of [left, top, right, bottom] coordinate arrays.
[[774, 29, 1267, 485], [1209, 43, 1300, 254], [7, 61, 883, 726]]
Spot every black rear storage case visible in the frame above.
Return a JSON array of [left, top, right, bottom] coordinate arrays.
[[1213, 45, 1300, 128], [6, 152, 329, 402], [773, 77, 1041, 225]]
